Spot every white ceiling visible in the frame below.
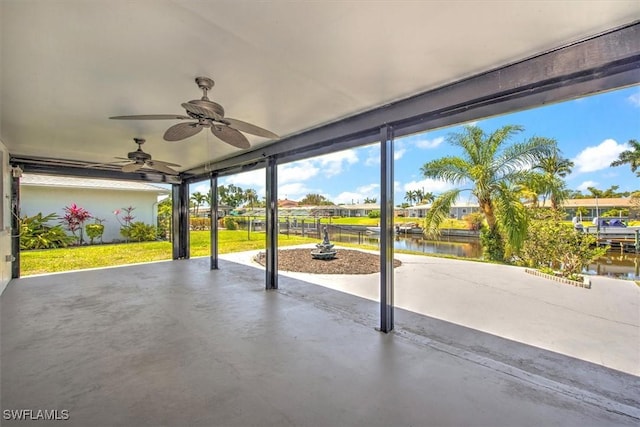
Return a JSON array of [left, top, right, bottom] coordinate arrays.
[[1, 0, 639, 175]]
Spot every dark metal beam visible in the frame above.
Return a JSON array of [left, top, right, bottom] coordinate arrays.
[[172, 182, 190, 260], [379, 126, 394, 333], [10, 155, 181, 184], [265, 157, 278, 290], [11, 174, 20, 279], [210, 174, 219, 270], [183, 22, 640, 180]]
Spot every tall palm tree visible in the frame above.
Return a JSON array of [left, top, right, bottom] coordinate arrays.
[[244, 188, 258, 209], [531, 144, 574, 210], [610, 139, 640, 176], [404, 190, 416, 206], [420, 125, 556, 260], [190, 192, 207, 216]]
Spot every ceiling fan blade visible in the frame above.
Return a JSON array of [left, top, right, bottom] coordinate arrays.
[[110, 114, 191, 120], [181, 103, 222, 121], [122, 162, 144, 173], [224, 117, 279, 139], [147, 161, 179, 175], [164, 122, 203, 141], [150, 159, 182, 167], [211, 125, 251, 149]]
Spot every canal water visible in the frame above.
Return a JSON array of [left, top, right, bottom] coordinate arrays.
[[326, 230, 640, 281]]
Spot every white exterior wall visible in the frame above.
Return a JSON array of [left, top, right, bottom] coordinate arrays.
[[0, 141, 13, 295], [20, 186, 162, 243]]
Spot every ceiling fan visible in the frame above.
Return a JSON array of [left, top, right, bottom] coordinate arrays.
[[110, 77, 279, 149], [111, 138, 181, 175]]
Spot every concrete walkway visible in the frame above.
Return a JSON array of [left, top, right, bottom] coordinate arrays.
[[220, 246, 640, 376]]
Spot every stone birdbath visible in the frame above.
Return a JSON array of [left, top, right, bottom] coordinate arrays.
[[311, 226, 337, 260]]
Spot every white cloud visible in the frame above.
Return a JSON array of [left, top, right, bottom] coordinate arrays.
[[279, 160, 319, 183], [317, 149, 358, 177], [223, 169, 264, 187], [356, 183, 379, 195], [627, 90, 640, 107], [333, 191, 365, 205], [402, 178, 457, 193], [577, 180, 598, 191], [572, 139, 629, 173], [364, 146, 379, 166], [190, 183, 210, 194], [414, 136, 444, 149], [394, 147, 406, 160]]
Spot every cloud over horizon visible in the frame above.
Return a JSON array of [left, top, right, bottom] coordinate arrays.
[[572, 139, 628, 173]]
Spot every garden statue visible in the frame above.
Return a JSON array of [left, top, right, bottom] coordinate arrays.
[[311, 226, 337, 260]]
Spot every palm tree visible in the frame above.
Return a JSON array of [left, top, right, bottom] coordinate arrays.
[[420, 191, 435, 205], [610, 139, 640, 176], [404, 190, 416, 206], [531, 144, 574, 210], [244, 188, 258, 209], [190, 192, 207, 217], [420, 125, 556, 260]]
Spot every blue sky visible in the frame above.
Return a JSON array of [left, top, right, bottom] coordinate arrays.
[[192, 85, 640, 205]]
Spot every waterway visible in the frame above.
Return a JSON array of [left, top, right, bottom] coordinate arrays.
[[326, 230, 640, 281]]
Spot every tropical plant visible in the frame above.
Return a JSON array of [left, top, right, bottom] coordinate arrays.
[[404, 190, 417, 206], [85, 224, 105, 244], [157, 197, 172, 240], [368, 210, 380, 218], [244, 188, 259, 209], [224, 216, 239, 230], [114, 206, 136, 241], [190, 192, 208, 216], [610, 139, 640, 176], [60, 203, 92, 244], [125, 222, 157, 242], [463, 212, 484, 231], [531, 145, 573, 209], [419, 124, 556, 261], [363, 197, 377, 204], [20, 213, 75, 249], [518, 209, 606, 279]]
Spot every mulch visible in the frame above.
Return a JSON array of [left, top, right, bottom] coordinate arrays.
[[254, 248, 401, 274]]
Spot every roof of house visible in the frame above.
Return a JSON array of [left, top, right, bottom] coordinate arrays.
[[562, 198, 633, 208], [21, 174, 169, 194]]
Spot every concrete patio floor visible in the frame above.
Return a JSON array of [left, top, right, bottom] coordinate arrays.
[[1, 255, 639, 426]]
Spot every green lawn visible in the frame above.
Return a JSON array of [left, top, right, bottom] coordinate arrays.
[[20, 230, 318, 276]]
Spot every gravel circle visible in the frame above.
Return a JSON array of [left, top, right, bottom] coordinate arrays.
[[254, 248, 402, 274]]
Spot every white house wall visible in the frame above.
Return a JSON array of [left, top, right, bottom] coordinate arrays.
[[20, 187, 161, 243], [0, 141, 13, 295]]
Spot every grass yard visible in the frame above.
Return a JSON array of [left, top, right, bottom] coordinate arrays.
[[20, 230, 319, 276]]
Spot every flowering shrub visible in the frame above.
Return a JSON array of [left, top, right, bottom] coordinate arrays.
[[21, 213, 75, 249]]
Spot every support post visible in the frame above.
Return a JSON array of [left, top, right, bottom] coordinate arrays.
[[210, 174, 219, 270], [379, 125, 394, 333], [11, 174, 20, 279], [172, 182, 190, 260], [265, 157, 278, 290]]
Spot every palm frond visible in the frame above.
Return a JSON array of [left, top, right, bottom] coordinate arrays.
[[494, 183, 529, 251], [423, 189, 461, 237], [495, 136, 557, 180], [420, 157, 470, 185]]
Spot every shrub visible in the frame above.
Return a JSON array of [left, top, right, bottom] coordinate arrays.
[[479, 226, 505, 261], [368, 210, 380, 218], [190, 217, 209, 230], [85, 223, 105, 244], [463, 212, 484, 231], [20, 213, 75, 249], [224, 216, 238, 230], [125, 222, 157, 242], [518, 209, 607, 278]]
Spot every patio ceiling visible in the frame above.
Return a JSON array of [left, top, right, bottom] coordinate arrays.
[[1, 1, 639, 182]]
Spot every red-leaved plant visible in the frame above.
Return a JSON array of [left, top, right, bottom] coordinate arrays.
[[61, 203, 92, 245]]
